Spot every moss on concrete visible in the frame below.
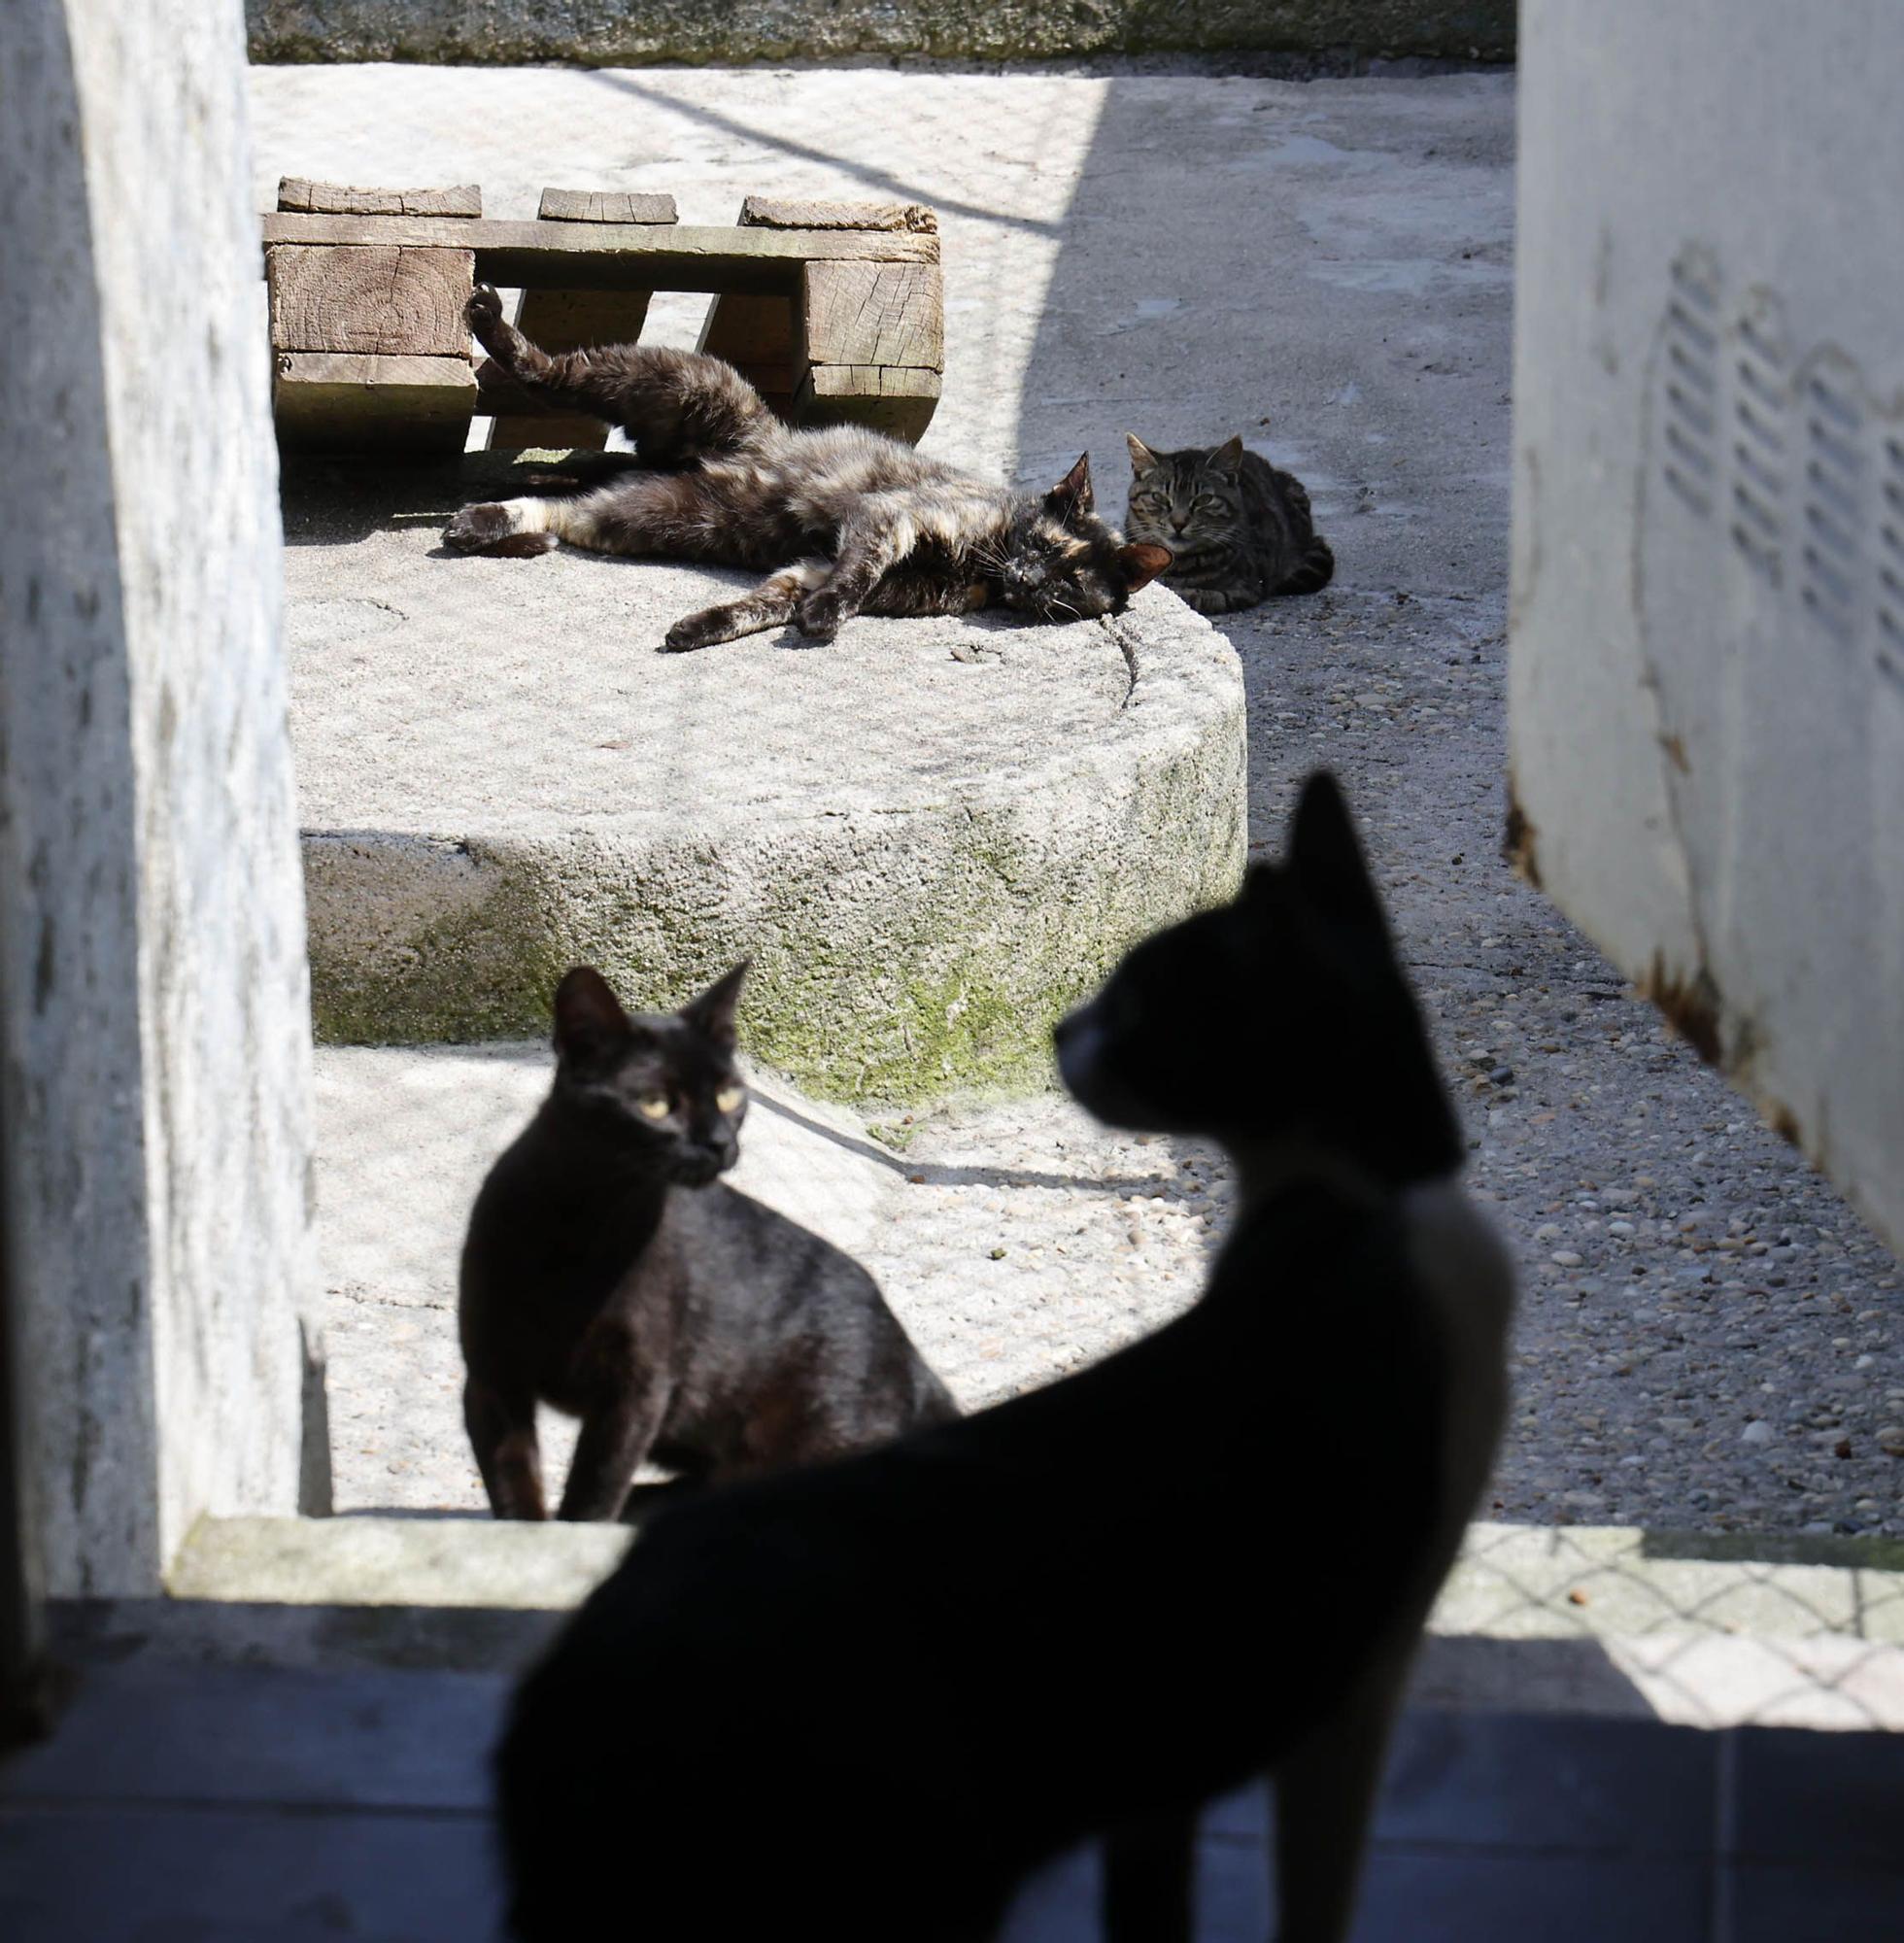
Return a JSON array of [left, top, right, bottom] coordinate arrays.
[[305, 658, 1246, 1104], [248, 1, 1514, 67]]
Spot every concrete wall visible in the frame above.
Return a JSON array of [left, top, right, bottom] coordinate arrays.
[[246, 0, 1513, 66], [0, 0, 320, 1596], [0, 954, 48, 1699], [1509, 0, 1904, 1253]]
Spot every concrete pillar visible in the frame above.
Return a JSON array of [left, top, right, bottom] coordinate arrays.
[[1510, 0, 1904, 1254], [0, 0, 319, 1596], [0, 990, 47, 1709]]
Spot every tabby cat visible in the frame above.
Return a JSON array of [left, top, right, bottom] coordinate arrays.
[[446, 286, 1173, 648], [494, 775, 1513, 1942], [459, 962, 955, 1521], [1125, 431, 1334, 612]]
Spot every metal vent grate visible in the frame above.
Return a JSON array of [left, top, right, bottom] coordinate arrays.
[[1729, 301, 1788, 585], [1661, 250, 1722, 519], [1651, 250, 1901, 694], [1799, 356, 1864, 643], [1879, 436, 1904, 685]]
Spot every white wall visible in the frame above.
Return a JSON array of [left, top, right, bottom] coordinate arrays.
[[0, 0, 318, 1595], [1510, 0, 1904, 1253]]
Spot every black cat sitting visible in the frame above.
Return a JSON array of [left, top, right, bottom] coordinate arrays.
[[458, 962, 954, 1521], [493, 774, 1513, 1939]]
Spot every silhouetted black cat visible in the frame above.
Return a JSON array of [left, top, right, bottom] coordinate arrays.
[[459, 963, 955, 1521], [494, 776, 1513, 1940]]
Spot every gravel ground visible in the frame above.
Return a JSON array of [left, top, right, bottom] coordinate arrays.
[[854, 1104, 1225, 1411]]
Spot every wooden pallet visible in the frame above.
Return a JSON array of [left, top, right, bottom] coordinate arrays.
[[261, 181, 943, 455]]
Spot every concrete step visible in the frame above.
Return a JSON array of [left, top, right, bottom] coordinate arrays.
[[1423, 1520, 1904, 1729], [139, 1512, 1904, 1731]]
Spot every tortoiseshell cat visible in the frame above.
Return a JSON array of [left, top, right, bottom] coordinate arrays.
[[1126, 431, 1334, 613], [446, 286, 1173, 648], [459, 962, 955, 1521], [495, 775, 1513, 1942]]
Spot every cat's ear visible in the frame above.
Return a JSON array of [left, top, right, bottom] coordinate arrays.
[[680, 959, 750, 1050], [1045, 453, 1094, 518], [1287, 772, 1388, 942], [1126, 433, 1159, 476], [553, 966, 633, 1063], [1209, 434, 1246, 479], [1115, 541, 1174, 594]]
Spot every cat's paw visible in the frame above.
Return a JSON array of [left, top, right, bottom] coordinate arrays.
[[464, 284, 505, 344], [1177, 585, 1240, 615], [443, 500, 513, 552], [663, 608, 730, 652], [795, 590, 844, 644], [443, 501, 546, 556]]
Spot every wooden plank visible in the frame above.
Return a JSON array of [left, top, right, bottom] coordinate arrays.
[[719, 361, 796, 397], [537, 188, 678, 225], [259, 216, 938, 295], [274, 352, 476, 399], [272, 353, 476, 454], [267, 245, 473, 358], [701, 196, 922, 422], [791, 363, 940, 441], [697, 291, 798, 421], [740, 195, 937, 234], [278, 179, 481, 218], [800, 365, 942, 400], [799, 260, 943, 372], [699, 198, 943, 431], [506, 291, 653, 340]]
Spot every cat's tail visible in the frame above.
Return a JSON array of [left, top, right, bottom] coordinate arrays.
[[1275, 533, 1336, 597]]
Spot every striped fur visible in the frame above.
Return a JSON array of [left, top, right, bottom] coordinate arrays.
[[1125, 433, 1334, 614]]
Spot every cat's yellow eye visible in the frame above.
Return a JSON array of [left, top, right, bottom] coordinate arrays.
[[636, 1092, 671, 1121], [715, 1083, 745, 1113]]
